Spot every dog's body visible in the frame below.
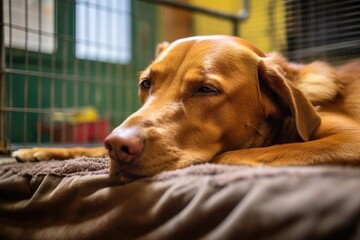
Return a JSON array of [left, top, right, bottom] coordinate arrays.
[[12, 36, 360, 177]]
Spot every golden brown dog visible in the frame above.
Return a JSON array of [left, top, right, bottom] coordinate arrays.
[[12, 35, 360, 177]]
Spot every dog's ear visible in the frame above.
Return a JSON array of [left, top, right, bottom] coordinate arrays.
[[258, 58, 321, 141], [155, 42, 170, 57]]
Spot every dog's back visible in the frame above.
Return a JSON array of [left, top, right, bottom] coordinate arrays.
[[315, 60, 360, 120]]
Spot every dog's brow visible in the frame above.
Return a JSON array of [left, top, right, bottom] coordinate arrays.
[[205, 73, 224, 83], [149, 65, 162, 76], [185, 72, 223, 89], [140, 69, 150, 80]]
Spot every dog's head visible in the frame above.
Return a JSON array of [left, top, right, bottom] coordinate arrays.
[[105, 35, 321, 177]]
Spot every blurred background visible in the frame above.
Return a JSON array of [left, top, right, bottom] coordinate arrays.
[[1, 0, 360, 153]]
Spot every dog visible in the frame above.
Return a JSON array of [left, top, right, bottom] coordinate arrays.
[[12, 35, 360, 177]]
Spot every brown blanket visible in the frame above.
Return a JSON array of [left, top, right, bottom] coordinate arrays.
[[1, 157, 360, 240]]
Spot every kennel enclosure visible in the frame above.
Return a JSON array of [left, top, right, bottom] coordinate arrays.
[[1, 0, 359, 153]]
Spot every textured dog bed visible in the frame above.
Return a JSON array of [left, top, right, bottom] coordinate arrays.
[[1, 157, 360, 239]]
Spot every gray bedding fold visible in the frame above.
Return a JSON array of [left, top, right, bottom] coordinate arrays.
[[1, 157, 360, 240]]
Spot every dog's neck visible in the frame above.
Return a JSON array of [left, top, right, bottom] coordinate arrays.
[[251, 117, 301, 147]]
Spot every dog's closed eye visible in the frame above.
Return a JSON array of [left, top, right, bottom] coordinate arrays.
[[196, 84, 221, 95]]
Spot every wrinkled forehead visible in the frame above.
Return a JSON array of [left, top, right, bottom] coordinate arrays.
[[152, 36, 265, 73]]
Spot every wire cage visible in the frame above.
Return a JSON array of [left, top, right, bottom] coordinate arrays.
[[1, 0, 360, 153]]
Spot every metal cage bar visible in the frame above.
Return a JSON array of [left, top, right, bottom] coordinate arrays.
[[0, 0, 6, 153]]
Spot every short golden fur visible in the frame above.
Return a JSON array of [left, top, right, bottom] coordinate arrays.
[[13, 36, 360, 177]]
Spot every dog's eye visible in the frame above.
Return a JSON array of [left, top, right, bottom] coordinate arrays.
[[140, 79, 152, 90], [197, 85, 220, 95]]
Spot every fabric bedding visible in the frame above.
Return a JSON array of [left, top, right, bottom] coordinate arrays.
[[1, 157, 360, 240]]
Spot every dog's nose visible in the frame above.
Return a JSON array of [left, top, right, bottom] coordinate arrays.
[[104, 129, 144, 162]]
